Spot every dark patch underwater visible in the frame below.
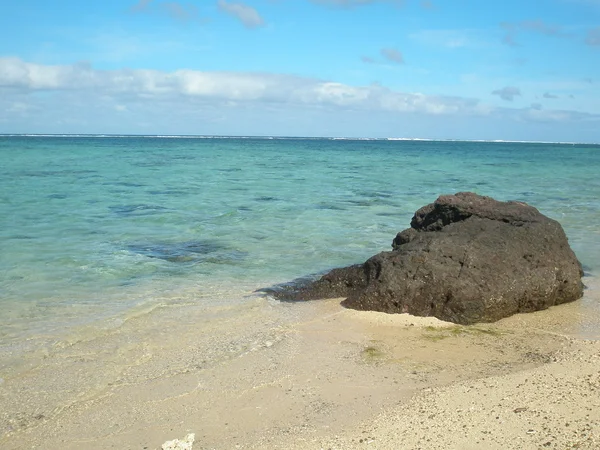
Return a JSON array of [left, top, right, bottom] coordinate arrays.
[[126, 240, 248, 264]]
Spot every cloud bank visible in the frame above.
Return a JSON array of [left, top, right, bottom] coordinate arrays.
[[0, 57, 597, 139], [0, 57, 481, 115]]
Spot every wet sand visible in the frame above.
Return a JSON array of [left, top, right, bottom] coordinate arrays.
[[1, 277, 599, 450]]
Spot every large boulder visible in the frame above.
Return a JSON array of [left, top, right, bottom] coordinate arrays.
[[273, 192, 584, 325]]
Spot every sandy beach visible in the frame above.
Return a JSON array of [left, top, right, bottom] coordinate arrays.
[[1, 277, 599, 450]]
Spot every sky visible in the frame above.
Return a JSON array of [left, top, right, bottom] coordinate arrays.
[[0, 0, 599, 141]]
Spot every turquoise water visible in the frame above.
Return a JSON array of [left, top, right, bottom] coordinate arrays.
[[1, 136, 600, 352]]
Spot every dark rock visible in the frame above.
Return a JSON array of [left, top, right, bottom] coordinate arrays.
[[272, 192, 584, 324]]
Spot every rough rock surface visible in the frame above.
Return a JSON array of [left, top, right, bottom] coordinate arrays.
[[273, 192, 584, 324]]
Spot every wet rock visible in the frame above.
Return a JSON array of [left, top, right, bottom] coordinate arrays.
[[273, 192, 584, 324]]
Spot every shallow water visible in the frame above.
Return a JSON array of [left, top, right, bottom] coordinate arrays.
[[1, 136, 599, 366]]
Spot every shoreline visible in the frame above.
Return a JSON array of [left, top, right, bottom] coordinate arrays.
[[1, 277, 599, 449]]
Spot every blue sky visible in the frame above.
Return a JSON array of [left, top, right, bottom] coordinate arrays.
[[0, 0, 599, 141]]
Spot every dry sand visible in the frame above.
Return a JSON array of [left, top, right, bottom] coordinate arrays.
[[1, 278, 599, 450]]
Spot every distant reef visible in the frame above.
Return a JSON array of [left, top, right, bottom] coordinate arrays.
[[271, 192, 584, 325]]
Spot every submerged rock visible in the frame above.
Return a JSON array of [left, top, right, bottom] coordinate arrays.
[[273, 192, 584, 325]]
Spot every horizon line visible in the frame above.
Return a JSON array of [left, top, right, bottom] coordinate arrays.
[[0, 133, 598, 146]]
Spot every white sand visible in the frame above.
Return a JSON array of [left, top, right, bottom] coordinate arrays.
[[290, 338, 600, 450], [1, 279, 599, 450]]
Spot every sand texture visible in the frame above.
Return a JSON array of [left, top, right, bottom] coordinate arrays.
[[1, 278, 599, 450], [287, 338, 600, 450]]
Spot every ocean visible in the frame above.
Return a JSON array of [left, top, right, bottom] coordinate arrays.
[[1, 136, 599, 375]]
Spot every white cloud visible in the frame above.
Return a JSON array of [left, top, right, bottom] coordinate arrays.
[[0, 57, 598, 139], [310, 0, 403, 7], [131, 0, 200, 22], [217, 0, 265, 28], [161, 2, 199, 21], [380, 48, 404, 64], [131, 0, 153, 12], [491, 86, 521, 101], [0, 57, 484, 115], [360, 48, 404, 65]]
